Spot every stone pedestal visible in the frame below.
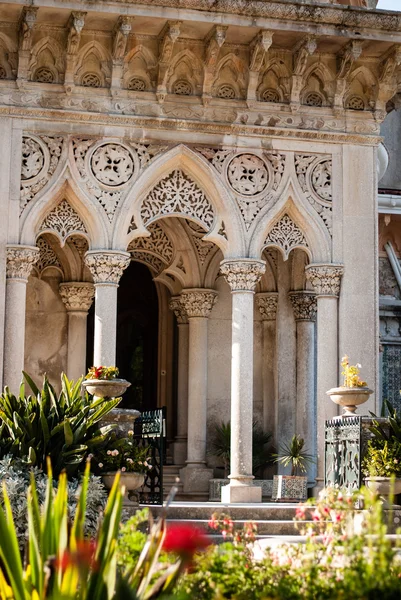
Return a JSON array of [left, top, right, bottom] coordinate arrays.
[[305, 264, 344, 490], [84, 251, 130, 366], [220, 259, 266, 503], [59, 282, 95, 380], [169, 296, 189, 466], [289, 291, 317, 483], [3, 245, 39, 392], [179, 288, 217, 493]]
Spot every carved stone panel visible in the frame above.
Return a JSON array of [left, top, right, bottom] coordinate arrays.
[[59, 282, 95, 312], [180, 289, 218, 318], [169, 296, 188, 324], [90, 143, 135, 187], [295, 154, 333, 236], [264, 214, 308, 260], [39, 199, 87, 244], [84, 251, 130, 285], [220, 259, 266, 292], [227, 153, 269, 196], [35, 236, 62, 274], [256, 292, 278, 320], [305, 264, 344, 297], [6, 246, 39, 281], [289, 291, 317, 321]]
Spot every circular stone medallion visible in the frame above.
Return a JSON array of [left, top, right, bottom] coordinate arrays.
[[90, 143, 135, 187], [227, 154, 269, 196]]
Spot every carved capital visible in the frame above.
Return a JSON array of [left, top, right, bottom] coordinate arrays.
[[169, 295, 188, 324], [250, 30, 273, 73], [67, 12, 86, 56], [180, 288, 217, 319], [305, 264, 344, 297], [19, 6, 38, 52], [84, 251, 130, 285], [205, 25, 227, 70], [6, 245, 39, 281], [293, 35, 317, 77], [256, 292, 278, 321], [220, 259, 266, 292], [289, 291, 317, 322], [59, 282, 95, 312], [113, 16, 132, 61]]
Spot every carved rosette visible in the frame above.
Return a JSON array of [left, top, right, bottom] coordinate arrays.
[[169, 296, 188, 324], [180, 289, 218, 318], [289, 291, 317, 322], [59, 282, 95, 312], [84, 251, 131, 285], [6, 245, 39, 281], [220, 259, 266, 292], [305, 264, 344, 298], [256, 292, 278, 321]]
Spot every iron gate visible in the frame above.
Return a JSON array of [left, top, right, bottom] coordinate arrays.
[[134, 408, 166, 504], [325, 416, 362, 492]]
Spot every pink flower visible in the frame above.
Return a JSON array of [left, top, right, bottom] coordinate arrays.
[[121, 467, 126, 472], [312, 509, 321, 522], [295, 506, 306, 519]]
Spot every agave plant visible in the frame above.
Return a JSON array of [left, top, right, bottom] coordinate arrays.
[[0, 373, 120, 477], [273, 435, 315, 476]]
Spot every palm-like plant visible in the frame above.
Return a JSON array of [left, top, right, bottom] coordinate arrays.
[[273, 435, 314, 476]]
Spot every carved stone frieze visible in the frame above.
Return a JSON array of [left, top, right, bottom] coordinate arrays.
[[6, 245, 39, 281], [20, 135, 64, 212], [84, 251, 131, 285], [169, 295, 188, 324], [256, 292, 278, 320], [220, 259, 266, 292], [39, 199, 87, 244], [264, 214, 308, 260], [59, 282, 95, 312], [129, 250, 164, 274], [35, 236, 62, 274], [186, 220, 214, 266], [289, 291, 317, 321], [141, 169, 215, 230], [195, 147, 232, 173], [305, 263, 344, 297], [180, 288, 218, 318], [295, 154, 333, 235]]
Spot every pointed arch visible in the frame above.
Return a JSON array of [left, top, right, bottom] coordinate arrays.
[[212, 52, 246, 99], [345, 65, 378, 109], [74, 41, 111, 87], [165, 49, 204, 96], [29, 37, 65, 83], [113, 144, 244, 256], [301, 62, 335, 107], [123, 44, 157, 91], [0, 32, 17, 79], [257, 58, 290, 103], [249, 179, 331, 263]]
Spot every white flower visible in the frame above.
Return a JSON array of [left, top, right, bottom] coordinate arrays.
[[98, 463, 103, 468], [107, 450, 111, 455], [121, 467, 126, 472], [127, 458, 133, 464], [128, 430, 134, 436]]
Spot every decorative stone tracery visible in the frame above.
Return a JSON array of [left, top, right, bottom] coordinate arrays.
[[227, 153, 269, 196], [295, 154, 333, 235], [305, 264, 344, 297], [264, 214, 308, 260], [128, 222, 174, 266], [35, 236, 62, 274], [90, 143, 135, 187], [141, 170, 215, 230], [39, 199, 87, 244]]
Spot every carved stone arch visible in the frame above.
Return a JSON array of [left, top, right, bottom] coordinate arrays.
[[113, 144, 244, 256], [345, 65, 378, 110], [262, 212, 311, 261], [257, 59, 290, 103], [20, 174, 109, 249], [37, 198, 89, 247], [258, 249, 278, 292], [33, 234, 65, 279], [166, 50, 204, 97], [29, 37, 65, 84], [204, 246, 225, 289], [249, 180, 331, 263], [0, 32, 17, 79], [123, 44, 157, 91], [301, 62, 336, 107], [74, 41, 111, 88], [212, 53, 246, 100]]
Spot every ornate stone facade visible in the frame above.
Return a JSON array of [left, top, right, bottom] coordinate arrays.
[[264, 214, 309, 260], [59, 282, 95, 312], [84, 251, 131, 285], [220, 260, 266, 291]]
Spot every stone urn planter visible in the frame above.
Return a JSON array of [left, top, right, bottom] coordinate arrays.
[[364, 477, 401, 507], [272, 475, 308, 502], [82, 378, 131, 398], [326, 387, 373, 416], [102, 471, 145, 504]]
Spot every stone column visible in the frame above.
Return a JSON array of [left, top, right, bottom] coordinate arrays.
[[59, 282, 95, 381], [305, 264, 344, 485], [220, 259, 266, 504], [256, 292, 278, 439], [289, 291, 317, 482], [3, 245, 39, 392], [179, 288, 217, 493], [169, 296, 189, 466], [84, 251, 130, 366]]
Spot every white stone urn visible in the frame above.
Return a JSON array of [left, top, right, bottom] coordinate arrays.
[[326, 386, 373, 416], [82, 378, 131, 398], [102, 471, 145, 503], [364, 477, 401, 507]]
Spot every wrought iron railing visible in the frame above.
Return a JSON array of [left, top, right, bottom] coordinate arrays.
[[134, 408, 166, 505], [325, 416, 362, 492]]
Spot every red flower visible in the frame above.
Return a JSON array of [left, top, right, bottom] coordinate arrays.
[[162, 524, 210, 559], [56, 540, 98, 572]]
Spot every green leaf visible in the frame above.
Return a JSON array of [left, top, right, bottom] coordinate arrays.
[[22, 371, 40, 397], [0, 484, 27, 600], [64, 420, 74, 447]]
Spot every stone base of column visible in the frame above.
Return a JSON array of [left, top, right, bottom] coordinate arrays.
[[179, 465, 213, 493], [173, 437, 187, 466], [221, 483, 262, 503], [312, 477, 324, 498]]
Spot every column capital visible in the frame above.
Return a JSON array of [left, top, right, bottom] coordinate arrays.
[[6, 245, 39, 281], [289, 291, 317, 322], [169, 295, 188, 324], [180, 288, 217, 318], [84, 250, 130, 285], [305, 263, 344, 298], [59, 282, 95, 312], [256, 292, 278, 321], [220, 259, 266, 292]]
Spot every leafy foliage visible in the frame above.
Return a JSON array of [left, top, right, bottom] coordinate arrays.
[[272, 434, 314, 476], [86, 366, 119, 380], [364, 399, 401, 477], [0, 373, 120, 477], [92, 432, 152, 474]]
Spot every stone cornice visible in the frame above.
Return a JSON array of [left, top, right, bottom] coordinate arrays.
[[9, 1, 401, 35]]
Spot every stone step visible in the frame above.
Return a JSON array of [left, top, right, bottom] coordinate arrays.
[[148, 501, 303, 521], [165, 518, 310, 536]]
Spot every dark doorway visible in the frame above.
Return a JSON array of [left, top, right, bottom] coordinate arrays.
[[86, 261, 159, 410]]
